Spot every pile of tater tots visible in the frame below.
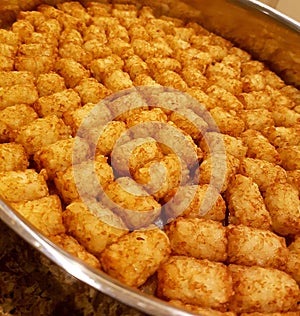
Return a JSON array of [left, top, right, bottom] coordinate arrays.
[[0, 1, 300, 315]]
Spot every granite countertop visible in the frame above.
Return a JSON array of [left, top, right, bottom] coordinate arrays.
[[0, 220, 147, 316]]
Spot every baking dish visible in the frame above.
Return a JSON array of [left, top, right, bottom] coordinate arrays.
[[0, 0, 299, 315]]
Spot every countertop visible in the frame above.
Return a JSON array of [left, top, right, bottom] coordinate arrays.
[[0, 220, 147, 316]]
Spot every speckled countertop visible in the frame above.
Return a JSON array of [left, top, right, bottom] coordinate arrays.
[[0, 220, 147, 316]]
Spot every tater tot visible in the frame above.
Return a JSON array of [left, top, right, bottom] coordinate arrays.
[[280, 85, 300, 107], [240, 313, 299, 316], [55, 58, 90, 89], [210, 107, 245, 137], [0, 84, 38, 110], [199, 153, 240, 193], [228, 264, 299, 313], [94, 120, 127, 156], [241, 60, 265, 76], [169, 300, 236, 316], [124, 55, 149, 80], [89, 55, 124, 82], [287, 170, 300, 192], [0, 169, 48, 203], [102, 177, 161, 229], [181, 66, 208, 89], [63, 102, 111, 136], [59, 43, 93, 67], [240, 109, 274, 132], [271, 106, 300, 127], [15, 115, 71, 155], [286, 251, 300, 285], [63, 200, 128, 256], [36, 73, 66, 97], [164, 184, 226, 222], [241, 129, 280, 164], [154, 70, 188, 91], [11, 195, 65, 237], [108, 38, 134, 59], [55, 155, 114, 204], [0, 143, 28, 172], [278, 146, 300, 171], [225, 174, 272, 230], [0, 104, 38, 141], [242, 73, 266, 92], [56, 1, 91, 24], [134, 154, 188, 200], [11, 20, 34, 42], [0, 30, 19, 47], [169, 108, 208, 140], [177, 49, 212, 72], [50, 234, 101, 270], [157, 256, 233, 310], [133, 74, 158, 86], [0, 71, 34, 87], [266, 86, 295, 109], [34, 137, 90, 178], [165, 217, 227, 262], [264, 182, 300, 236], [33, 89, 81, 118], [101, 228, 170, 287], [0, 56, 14, 71], [240, 158, 287, 192], [111, 137, 163, 176], [263, 126, 300, 148], [227, 225, 288, 269], [147, 57, 181, 76], [238, 90, 273, 111], [103, 69, 133, 92], [15, 55, 56, 77], [199, 132, 247, 159], [75, 78, 111, 105]]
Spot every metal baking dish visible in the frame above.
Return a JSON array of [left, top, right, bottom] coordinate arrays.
[[0, 1, 299, 315]]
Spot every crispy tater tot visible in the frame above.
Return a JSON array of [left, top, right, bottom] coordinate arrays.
[[169, 108, 208, 140], [55, 155, 114, 204], [164, 184, 226, 222], [111, 137, 163, 176], [287, 170, 300, 192], [94, 120, 127, 156], [240, 158, 287, 192], [165, 218, 227, 262], [56, 1, 91, 24], [0, 44, 17, 58], [0, 71, 34, 87], [86, 2, 112, 16], [89, 55, 124, 82], [124, 55, 149, 80], [134, 74, 158, 86], [33, 89, 81, 118], [225, 174, 272, 230], [266, 86, 295, 109], [0, 169, 48, 203], [157, 256, 233, 310], [169, 300, 236, 316], [280, 85, 300, 107], [199, 153, 240, 193], [199, 132, 247, 159], [11, 195, 65, 237], [0, 29, 19, 47], [286, 251, 300, 285], [0, 143, 28, 172], [238, 90, 273, 110], [59, 43, 93, 67], [154, 70, 188, 91], [147, 57, 181, 76], [36, 73, 66, 97], [240, 109, 274, 132], [15, 115, 71, 155], [181, 66, 208, 89], [11, 20, 34, 42], [278, 146, 300, 171], [242, 73, 266, 92], [103, 69, 134, 92], [83, 25, 107, 43], [63, 102, 111, 136], [134, 154, 189, 200], [103, 177, 161, 229], [34, 137, 90, 179], [0, 84, 38, 110], [15, 55, 56, 77], [101, 228, 170, 287], [0, 104, 38, 141], [55, 58, 90, 89], [271, 106, 300, 127], [264, 182, 300, 236], [210, 107, 245, 137], [0, 56, 14, 71], [241, 61, 265, 76], [263, 126, 300, 148], [227, 225, 288, 269], [228, 264, 299, 313], [75, 77, 112, 105], [241, 129, 280, 164], [60, 29, 84, 46], [63, 200, 128, 256], [108, 38, 134, 58], [50, 234, 101, 270], [177, 48, 212, 72]]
